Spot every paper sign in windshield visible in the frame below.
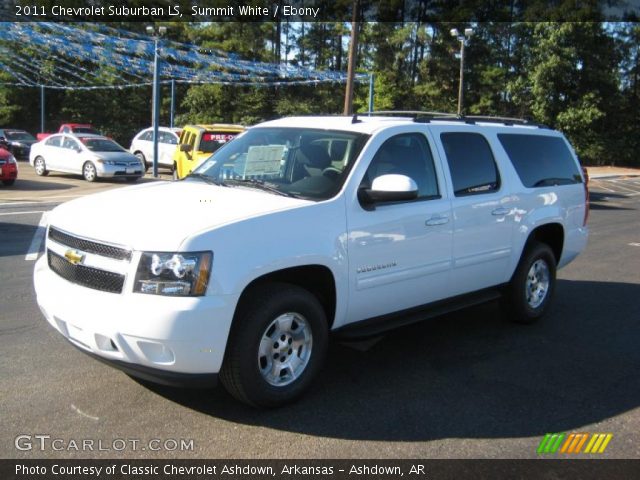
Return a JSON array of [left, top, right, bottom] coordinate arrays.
[[242, 145, 284, 176]]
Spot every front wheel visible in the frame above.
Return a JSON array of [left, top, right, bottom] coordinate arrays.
[[2, 179, 15, 186], [502, 242, 557, 324], [82, 161, 97, 182], [172, 163, 179, 181], [220, 283, 328, 407]]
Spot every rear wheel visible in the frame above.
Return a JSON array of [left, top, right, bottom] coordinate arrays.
[[220, 283, 328, 407], [34, 156, 48, 176], [503, 242, 556, 324], [2, 179, 15, 186], [82, 161, 97, 182], [134, 152, 148, 172]]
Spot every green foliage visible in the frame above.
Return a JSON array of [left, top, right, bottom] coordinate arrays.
[[0, 20, 638, 167]]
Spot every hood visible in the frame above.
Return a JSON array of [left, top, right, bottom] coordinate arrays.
[[11, 139, 36, 146], [93, 151, 139, 162], [48, 180, 310, 250]]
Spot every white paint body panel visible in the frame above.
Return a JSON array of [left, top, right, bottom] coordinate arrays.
[[34, 116, 589, 376], [129, 127, 180, 168]]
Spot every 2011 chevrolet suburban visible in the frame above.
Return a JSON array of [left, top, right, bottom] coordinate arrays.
[[34, 113, 589, 407]]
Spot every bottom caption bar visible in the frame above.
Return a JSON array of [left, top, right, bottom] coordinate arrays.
[[4, 459, 640, 480]]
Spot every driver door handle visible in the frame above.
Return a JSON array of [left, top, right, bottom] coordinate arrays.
[[425, 215, 449, 226], [492, 207, 510, 216]]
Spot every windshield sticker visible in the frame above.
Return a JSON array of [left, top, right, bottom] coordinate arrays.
[[242, 145, 284, 177]]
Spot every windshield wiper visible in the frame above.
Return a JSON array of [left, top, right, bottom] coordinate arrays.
[[225, 178, 298, 198], [187, 173, 225, 186]]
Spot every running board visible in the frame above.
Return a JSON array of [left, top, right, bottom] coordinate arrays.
[[333, 287, 504, 339]]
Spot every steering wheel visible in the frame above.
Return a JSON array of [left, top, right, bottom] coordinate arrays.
[[322, 167, 342, 179]]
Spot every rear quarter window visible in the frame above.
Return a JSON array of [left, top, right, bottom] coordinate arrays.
[[497, 134, 582, 188]]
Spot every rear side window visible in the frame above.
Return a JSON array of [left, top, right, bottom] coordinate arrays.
[[440, 132, 500, 196], [498, 134, 582, 187], [45, 136, 61, 147], [140, 131, 153, 141]]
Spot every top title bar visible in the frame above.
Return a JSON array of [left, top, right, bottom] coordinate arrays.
[[2, 0, 640, 22]]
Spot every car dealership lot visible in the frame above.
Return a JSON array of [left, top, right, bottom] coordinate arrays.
[[1, 170, 639, 458]]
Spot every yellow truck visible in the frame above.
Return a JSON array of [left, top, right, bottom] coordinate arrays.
[[173, 124, 245, 179]]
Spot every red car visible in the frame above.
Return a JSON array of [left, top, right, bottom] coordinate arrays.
[[0, 147, 18, 186], [37, 123, 101, 141]]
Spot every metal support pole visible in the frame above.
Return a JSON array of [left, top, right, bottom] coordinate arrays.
[[40, 85, 45, 133], [368, 73, 374, 115], [457, 40, 465, 116], [170, 79, 175, 129], [152, 37, 161, 178]]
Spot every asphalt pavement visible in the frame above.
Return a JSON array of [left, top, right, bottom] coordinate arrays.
[[1, 166, 639, 459]]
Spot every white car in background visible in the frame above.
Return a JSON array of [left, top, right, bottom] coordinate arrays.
[[29, 133, 144, 182], [129, 127, 181, 172]]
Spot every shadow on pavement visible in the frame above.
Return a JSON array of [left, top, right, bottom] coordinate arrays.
[[143, 279, 640, 442], [0, 178, 74, 193], [0, 222, 38, 257]]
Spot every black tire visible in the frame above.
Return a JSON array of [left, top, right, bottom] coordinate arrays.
[[34, 156, 48, 176], [172, 164, 179, 181], [125, 177, 139, 183], [2, 179, 15, 186], [503, 242, 557, 324], [220, 282, 328, 408], [82, 161, 97, 182]]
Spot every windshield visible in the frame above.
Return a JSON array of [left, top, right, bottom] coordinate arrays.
[[73, 127, 100, 135], [199, 131, 240, 153], [5, 131, 35, 141], [81, 138, 125, 152], [190, 127, 369, 200]]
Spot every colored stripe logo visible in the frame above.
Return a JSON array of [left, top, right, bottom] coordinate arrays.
[[537, 433, 613, 454]]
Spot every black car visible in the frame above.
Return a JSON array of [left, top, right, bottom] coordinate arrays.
[[0, 129, 37, 159]]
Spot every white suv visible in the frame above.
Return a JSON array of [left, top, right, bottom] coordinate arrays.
[[34, 114, 589, 407]]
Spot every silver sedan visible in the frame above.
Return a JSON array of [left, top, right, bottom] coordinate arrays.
[[30, 133, 144, 182]]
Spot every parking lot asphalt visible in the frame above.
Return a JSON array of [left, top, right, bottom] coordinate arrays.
[[1, 166, 639, 459]]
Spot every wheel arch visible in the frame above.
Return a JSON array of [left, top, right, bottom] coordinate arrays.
[[525, 222, 564, 265], [235, 264, 337, 330]]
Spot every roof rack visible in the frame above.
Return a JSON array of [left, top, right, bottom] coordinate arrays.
[[362, 110, 548, 128]]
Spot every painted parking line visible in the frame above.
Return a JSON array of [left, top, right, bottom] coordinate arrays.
[[25, 212, 48, 261], [0, 210, 46, 216]]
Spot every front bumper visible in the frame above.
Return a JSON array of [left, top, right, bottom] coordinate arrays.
[[0, 163, 18, 180], [34, 255, 239, 383], [97, 164, 143, 178]]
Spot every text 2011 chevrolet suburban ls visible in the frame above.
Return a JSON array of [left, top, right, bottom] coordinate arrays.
[[34, 114, 589, 407]]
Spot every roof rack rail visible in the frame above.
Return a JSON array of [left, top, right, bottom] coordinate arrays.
[[462, 115, 546, 127], [368, 110, 456, 118], [357, 111, 549, 128]]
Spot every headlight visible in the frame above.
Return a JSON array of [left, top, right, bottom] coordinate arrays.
[[134, 251, 212, 296], [95, 159, 115, 165]]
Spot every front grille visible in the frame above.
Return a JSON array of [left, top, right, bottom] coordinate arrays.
[[48, 250, 125, 294], [48, 226, 131, 261]]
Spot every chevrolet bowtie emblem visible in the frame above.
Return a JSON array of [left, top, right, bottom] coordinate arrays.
[[64, 249, 85, 265]]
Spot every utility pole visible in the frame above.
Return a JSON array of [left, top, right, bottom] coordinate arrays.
[[343, 0, 359, 115], [147, 25, 167, 178], [40, 85, 45, 134], [450, 27, 474, 116]]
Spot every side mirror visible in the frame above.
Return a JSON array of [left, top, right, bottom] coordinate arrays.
[[359, 174, 419, 206], [179, 143, 193, 153]]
